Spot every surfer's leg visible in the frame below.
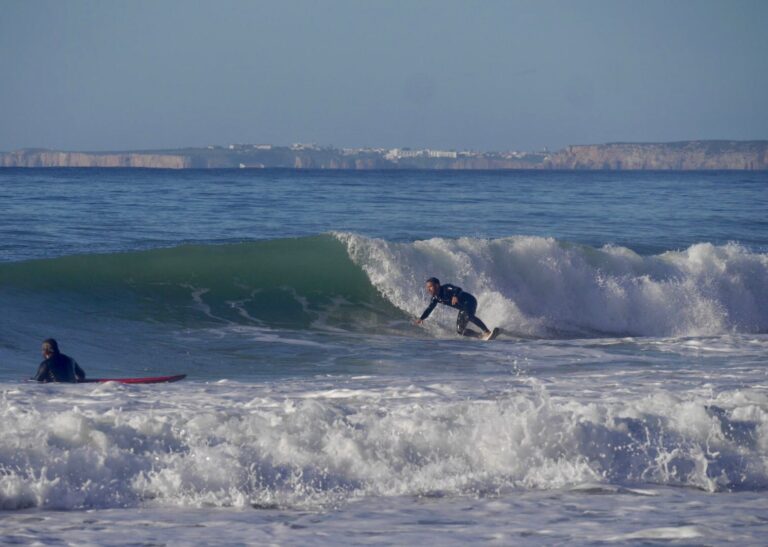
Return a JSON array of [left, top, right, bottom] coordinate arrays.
[[458, 296, 489, 336], [469, 315, 490, 333], [456, 311, 481, 338]]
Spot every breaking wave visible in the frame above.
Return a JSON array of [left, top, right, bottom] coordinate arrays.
[[339, 233, 768, 337], [1, 233, 766, 337]]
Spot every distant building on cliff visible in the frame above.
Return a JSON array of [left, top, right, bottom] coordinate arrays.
[[385, 148, 458, 160]]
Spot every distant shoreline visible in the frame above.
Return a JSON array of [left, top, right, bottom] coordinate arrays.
[[2, 140, 767, 170]]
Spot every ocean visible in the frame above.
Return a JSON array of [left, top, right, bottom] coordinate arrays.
[[1, 168, 767, 545]]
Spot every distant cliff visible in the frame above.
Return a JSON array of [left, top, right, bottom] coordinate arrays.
[[0, 146, 542, 170], [2, 141, 767, 170], [0, 149, 191, 169], [546, 141, 768, 170]]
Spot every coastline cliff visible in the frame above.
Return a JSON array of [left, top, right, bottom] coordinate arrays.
[[0, 149, 192, 169], [545, 141, 768, 170], [1, 141, 766, 170]]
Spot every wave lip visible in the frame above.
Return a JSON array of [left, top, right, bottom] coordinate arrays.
[[338, 233, 768, 338]]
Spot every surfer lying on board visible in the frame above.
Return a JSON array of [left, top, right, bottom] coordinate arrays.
[[32, 338, 86, 383], [414, 278, 498, 340]]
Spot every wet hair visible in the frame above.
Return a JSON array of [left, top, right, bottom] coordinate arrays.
[[426, 277, 440, 286], [42, 338, 60, 355]]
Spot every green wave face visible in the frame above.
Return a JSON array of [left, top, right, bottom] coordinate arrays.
[[0, 236, 400, 330]]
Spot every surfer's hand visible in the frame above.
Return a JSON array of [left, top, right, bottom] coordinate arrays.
[[451, 296, 458, 306]]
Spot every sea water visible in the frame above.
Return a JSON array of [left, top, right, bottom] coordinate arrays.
[[0, 168, 767, 544]]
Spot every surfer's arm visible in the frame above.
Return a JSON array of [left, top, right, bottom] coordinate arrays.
[[418, 299, 438, 322], [443, 284, 463, 306], [32, 362, 50, 382], [73, 360, 86, 381]]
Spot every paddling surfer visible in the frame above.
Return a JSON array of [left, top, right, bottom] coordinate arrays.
[[32, 338, 86, 383], [414, 278, 497, 340]]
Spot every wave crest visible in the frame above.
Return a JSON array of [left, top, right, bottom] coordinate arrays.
[[339, 233, 768, 337]]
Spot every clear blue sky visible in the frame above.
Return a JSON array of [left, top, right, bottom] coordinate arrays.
[[1, 0, 766, 152]]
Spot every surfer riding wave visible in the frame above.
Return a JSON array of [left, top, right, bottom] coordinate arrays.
[[414, 277, 497, 340]]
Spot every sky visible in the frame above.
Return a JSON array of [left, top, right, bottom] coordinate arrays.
[[1, 0, 767, 152]]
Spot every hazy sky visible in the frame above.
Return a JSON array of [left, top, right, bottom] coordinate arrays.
[[1, 0, 766, 152]]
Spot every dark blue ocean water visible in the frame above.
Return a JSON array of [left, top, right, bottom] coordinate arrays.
[[1, 169, 766, 263]]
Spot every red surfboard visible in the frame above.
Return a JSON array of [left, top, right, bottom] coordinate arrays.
[[79, 374, 186, 384]]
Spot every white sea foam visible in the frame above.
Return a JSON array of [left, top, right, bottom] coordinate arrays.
[[2, 379, 766, 511], [338, 233, 768, 337], [606, 525, 704, 541]]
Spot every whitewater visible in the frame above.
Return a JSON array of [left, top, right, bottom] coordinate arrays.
[[1, 168, 767, 544]]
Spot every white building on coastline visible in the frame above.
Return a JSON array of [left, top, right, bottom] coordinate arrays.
[[384, 148, 458, 160]]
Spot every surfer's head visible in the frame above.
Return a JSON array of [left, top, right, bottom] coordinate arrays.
[[425, 277, 440, 296], [42, 338, 60, 357]]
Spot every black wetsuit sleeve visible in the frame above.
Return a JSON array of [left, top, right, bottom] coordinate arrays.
[[443, 284, 463, 305], [420, 298, 438, 321], [73, 360, 86, 381], [33, 361, 50, 382]]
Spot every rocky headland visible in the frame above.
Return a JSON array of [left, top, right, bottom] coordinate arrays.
[[546, 141, 768, 170]]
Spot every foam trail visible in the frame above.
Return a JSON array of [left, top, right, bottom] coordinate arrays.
[[338, 233, 768, 337]]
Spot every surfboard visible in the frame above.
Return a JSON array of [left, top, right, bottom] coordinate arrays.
[[78, 374, 186, 384], [483, 327, 500, 341]]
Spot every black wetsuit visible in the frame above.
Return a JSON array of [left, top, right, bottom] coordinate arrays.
[[33, 353, 86, 383], [420, 284, 490, 337]]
